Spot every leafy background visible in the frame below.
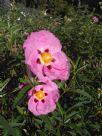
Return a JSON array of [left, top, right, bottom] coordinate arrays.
[[0, 1, 102, 136]]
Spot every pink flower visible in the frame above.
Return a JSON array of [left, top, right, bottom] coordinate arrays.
[[18, 83, 27, 89], [92, 16, 99, 23], [28, 79, 60, 116], [18, 82, 30, 90], [23, 30, 70, 81]]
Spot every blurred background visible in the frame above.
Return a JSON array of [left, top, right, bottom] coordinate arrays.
[[0, 0, 102, 14]]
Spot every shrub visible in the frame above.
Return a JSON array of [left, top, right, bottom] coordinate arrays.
[[0, 4, 102, 136]]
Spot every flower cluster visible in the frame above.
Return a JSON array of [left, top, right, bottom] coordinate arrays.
[[23, 30, 70, 115], [92, 15, 99, 23]]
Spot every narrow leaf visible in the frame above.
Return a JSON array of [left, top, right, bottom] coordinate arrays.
[[13, 86, 31, 107]]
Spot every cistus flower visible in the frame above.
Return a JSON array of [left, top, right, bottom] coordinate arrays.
[[28, 79, 60, 115], [23, 30, 70, 81], [92, 15, 99, 23]]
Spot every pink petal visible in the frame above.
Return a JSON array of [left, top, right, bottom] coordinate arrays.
[[44, 51, 71, 80], [43, 81, 60, 103], [44, 66, 69, 80], [28, 88, 34, 98], [28, 96, 40, 116], [24, 48, 38, 64], [23, 30, 62, 55], [39, 77, 57, 88], [52, 51, 69, 69], [45, 87, 60, 103], [18, 83, 26, 89], [92, 16, 99, 23], [36, 96, 56, 115], [49, 89, 60, 103], [25, 51, 44, 79]]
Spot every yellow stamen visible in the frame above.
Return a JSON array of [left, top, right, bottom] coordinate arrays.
[[35, 91, 45, 100], [40, 52, 52, 65]]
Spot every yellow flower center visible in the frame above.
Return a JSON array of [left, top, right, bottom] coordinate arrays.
[[40, 52, 52, 65], [35, 91, 45, 100]]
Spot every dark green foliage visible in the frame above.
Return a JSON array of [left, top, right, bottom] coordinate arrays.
[[0, 3, 102, 136], [13, 86, 31, 107], [14, 0, 102, 14], [0, 115, 22, 136]]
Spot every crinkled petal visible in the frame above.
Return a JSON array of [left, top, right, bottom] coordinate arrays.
[[36, 96, 56, 115], [44, 66, 69, 80], [43, 51, 70, 80], [28, 88, 34, 98], [23, 30, 62, 55], [49, 89, 60, 103], [28, 96, 39, 116], [43, 81, 60, 103], [39, 77, 58, 90], [52, 51, 69, 69], [25, 51, 44, 79]]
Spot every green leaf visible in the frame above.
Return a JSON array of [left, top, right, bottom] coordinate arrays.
[[64, 111, 78, 124], [57, 102, 64, 116], [67, 101, 91, 112], [73, 89, 93, 100], [0, 115, 20, 136], [16, 106, 26, 115], [55, 80, 65, 90], [56, 129, 61, 136], [0, 78, 10, 92], [13, 86, 31, 107], [39, 116, 53, 131]]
